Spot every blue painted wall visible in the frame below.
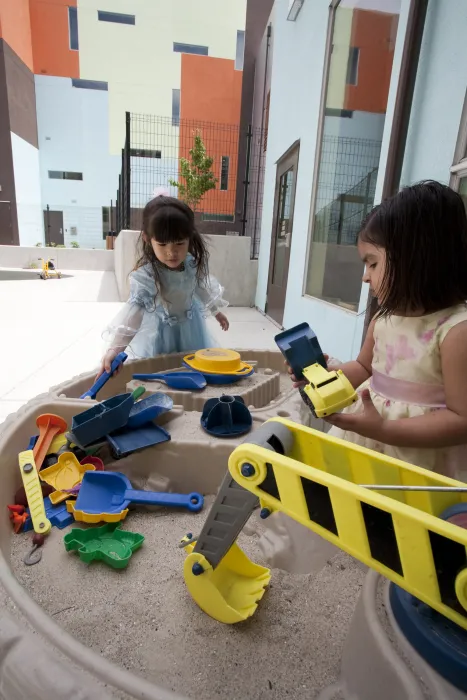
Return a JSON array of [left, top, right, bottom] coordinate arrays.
[[401, 0, 467, 186], [256, 0, 411, 361]]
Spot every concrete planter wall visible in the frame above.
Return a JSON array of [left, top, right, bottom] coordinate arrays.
[[1, 234, 258, 306], [0, 245, 114, 271]]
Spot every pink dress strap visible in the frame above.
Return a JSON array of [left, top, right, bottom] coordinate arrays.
[[371, 369, 446, 408]]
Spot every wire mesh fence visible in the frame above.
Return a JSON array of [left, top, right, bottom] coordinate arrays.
[[116, 112, 265, 258], [313, 135, 381, 245]]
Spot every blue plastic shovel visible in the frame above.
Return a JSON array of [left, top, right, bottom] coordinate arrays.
[[74, 471, 204, 514], [80, 352, 128, 400], [127, 393, 173, 429], [133, 371, 206, 390]]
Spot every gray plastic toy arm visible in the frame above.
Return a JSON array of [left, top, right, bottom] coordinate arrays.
[[193, 421, 294, 569]]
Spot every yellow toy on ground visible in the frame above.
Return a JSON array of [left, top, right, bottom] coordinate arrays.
[[38, 257, 61, 280], [183, 419, 467, 629]]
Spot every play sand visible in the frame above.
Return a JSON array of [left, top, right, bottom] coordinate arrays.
[[127, 367, 290, 413], [11, 497, 365, 700]]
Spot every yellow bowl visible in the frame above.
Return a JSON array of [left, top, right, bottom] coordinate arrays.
[[183, 348, 253, 376]]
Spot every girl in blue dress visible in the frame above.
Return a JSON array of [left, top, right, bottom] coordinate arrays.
[[98, 193, 229, 375]]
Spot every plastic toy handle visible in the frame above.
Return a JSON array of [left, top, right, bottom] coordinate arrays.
[[131, 386, 145, 401], [124, 489, 204, 512], [80, 352, 128, 400]]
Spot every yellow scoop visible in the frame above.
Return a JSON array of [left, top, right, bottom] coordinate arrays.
[[183, 539, 270, 624]]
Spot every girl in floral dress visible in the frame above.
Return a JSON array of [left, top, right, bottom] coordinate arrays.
[[269, 181, 467, 572]]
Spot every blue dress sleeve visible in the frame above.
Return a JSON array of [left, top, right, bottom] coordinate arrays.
[[195, 271, 228, 317], [103, 265, 157, 349], [128, 265, 157, 312]]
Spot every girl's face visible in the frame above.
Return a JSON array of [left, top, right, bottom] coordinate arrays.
[[358, 239, 386, 303], [150, 238, 190, 269]]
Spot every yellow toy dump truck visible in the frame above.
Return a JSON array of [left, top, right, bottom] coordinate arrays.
[[182, 419, 467, 629]]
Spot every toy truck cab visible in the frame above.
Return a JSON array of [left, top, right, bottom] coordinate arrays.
[[302, 363, 357, 418]]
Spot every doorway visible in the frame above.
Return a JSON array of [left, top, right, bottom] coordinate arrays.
[[0, 201, 14, 245], [266, 142, 300, 326], [43, 209, 64, 246]]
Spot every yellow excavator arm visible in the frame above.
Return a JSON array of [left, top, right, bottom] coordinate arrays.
[[183, 418, 467, 628]]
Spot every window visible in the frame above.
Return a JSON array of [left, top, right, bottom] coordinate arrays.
[[201, 213, 235, 223], [235, 30, 245, 71], [68, 7, 79, 51], [346, 47, 360, 86], [287, 0, 305, 21], [305, 0, 401, 312], [72, 78, 108, 91], [173, 42, 208, 56], [130, 148, 161, 158], [48, 171, 83, 180], [450, 89, 467, 214], [172, 89, 180, 126], [97, 11, 135, 25], [325, 108, 353, 118], [220, 156, 230, 191]]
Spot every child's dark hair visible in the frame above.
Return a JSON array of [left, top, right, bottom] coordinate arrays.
[[359, 180, 467, 316], [135, 196, 209, 291]]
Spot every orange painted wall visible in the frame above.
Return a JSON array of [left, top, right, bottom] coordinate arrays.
[[29, 0, 79, 78], [0, 0, 33, 70], [344, 9, 398, 114], [180, 54, 242, 216]]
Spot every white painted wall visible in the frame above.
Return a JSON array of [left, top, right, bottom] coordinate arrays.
[[35, 75, 121, 249], [10, 133, 43, 247], [400, 0, 467, 187], [255, 0, 411, 361], [78, 0, 247, 153]]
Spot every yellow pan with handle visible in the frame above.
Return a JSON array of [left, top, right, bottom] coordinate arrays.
[[183, 348, 253, 376]]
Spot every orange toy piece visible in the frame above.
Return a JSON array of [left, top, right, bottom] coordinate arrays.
[[7, 505, 28, 533], [32, 414, 68, 470]]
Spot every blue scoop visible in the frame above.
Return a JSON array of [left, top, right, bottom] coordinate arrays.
[[74, 471, 204, 514], [127, 393, 173, 429], [133, 371, 206, 390]]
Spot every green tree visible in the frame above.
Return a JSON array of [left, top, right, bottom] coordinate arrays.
[[169, 131, 217, 211]]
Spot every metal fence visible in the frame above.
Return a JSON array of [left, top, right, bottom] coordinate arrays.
[[116, 112, 265, 258], [313, 135, 382, 245]]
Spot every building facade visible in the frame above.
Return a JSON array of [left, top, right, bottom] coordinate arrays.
[[0, 0, 246, 248], [253, 0, 467, 362]]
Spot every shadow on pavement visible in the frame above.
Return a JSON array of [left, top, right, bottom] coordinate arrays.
[[0, 270, 73, 281]]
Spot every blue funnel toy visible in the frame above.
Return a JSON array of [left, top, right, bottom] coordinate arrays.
[[201, 395, 252, 438]]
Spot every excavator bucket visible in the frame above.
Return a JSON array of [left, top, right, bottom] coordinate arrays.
[[183, 541, 270, 624], [182, 422, 294, 624]]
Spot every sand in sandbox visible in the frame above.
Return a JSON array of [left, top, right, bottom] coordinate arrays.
[[11, 497, 365, 700]]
